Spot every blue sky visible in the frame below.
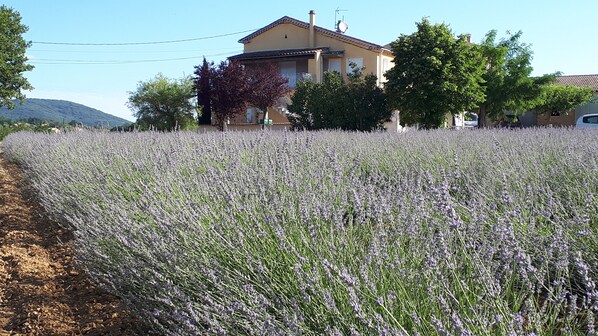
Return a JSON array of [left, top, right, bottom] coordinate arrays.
[[5, 0, 597, 121]]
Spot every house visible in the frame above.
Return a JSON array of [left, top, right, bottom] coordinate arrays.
[[226, 10, 398, 131], [521, 74, 598, 127]]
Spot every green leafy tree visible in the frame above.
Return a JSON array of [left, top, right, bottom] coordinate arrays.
[[476, 30, 554, 127], [533, 84, 594, 116], [127, 74, 197, 131], [345, 65, 392, 130], [286, 78, 317, 129], [0, 5, 34, 109], [385, 18, 485, 129], [288, 68, 390, 131]]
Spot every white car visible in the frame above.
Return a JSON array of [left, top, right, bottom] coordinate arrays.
[[576, 114, 598, 128]]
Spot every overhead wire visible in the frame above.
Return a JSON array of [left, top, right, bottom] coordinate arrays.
[[28, 28, 251, 65], [29, 47, 242, 54], [31, 28, 257, 46], [29, 51, 242, 65]]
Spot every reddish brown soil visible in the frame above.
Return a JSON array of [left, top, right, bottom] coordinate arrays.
[[0, 150, 149, 335]]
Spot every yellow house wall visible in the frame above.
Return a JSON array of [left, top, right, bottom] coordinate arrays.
[[236, 22, 396, 128], [379, 54, 394, 83], [228, 106, 291, 125], [244, 24, 310, 52], [243, 24, 385, 79]]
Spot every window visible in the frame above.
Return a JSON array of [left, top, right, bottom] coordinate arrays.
[[279, 61, 297, 87], [346, 57, 363, 74], [246, 107, 256, 123], [582, 115, 598, 124], [382, 58, 390, 73], [328, 58, 341, 73]]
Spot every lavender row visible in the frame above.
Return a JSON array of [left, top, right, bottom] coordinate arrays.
[[3, 128, 597, 335]]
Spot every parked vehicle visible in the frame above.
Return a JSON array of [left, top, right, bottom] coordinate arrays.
[[496, 115, 522, 129], [463, 112, 478, 128], [453, 112, 478, 129], [576, 114, 598, 128]]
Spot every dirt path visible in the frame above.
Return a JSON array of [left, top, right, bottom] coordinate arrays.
[[0, 150, 148, 335]]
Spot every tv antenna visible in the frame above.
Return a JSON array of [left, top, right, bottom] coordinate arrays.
[[335, 7, 348, 33]]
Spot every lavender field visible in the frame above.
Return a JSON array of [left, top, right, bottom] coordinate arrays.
[[3, 129, 598, 335]]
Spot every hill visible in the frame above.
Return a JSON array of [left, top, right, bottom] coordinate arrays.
[[0, 99, 132, 127]]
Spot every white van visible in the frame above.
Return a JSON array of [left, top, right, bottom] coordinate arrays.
[[453, 112, 478, 129], [576, 114, 598, 128]]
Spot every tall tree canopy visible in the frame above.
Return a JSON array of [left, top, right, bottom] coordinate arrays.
[[288, 66, 391, 131], [0, 5, 34, 109], [209, 61, 249, 131], [127, 74, 197, 131], [195, 58, 213, 125], [385, 18, 485, 129], [476, 30, 555, 127]]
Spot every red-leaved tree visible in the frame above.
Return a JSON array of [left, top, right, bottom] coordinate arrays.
[[245, 63, 289, 121], [210, 60, 249, 131], [194, 60, 289, 131], [194, 58, 213, 125]]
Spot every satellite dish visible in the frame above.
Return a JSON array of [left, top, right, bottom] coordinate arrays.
[[336, 20, 348, 34]]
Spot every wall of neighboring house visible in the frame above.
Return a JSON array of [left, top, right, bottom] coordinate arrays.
[[536, 110, 576, 127], [575, 99, 598, 120], [532, 94, 598, 127]]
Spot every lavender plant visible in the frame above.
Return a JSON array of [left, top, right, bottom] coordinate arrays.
[[3, 128, 597, 335]]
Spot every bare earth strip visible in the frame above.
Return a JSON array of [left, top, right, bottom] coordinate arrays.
[[0, 149, 148, 335]]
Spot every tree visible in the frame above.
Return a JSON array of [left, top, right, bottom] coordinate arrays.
[[287, 67, 391, 131], [385, 18, 486, 129], [476, 30, 555, 127], [245, 63, 289, 121], [533, 84, 594, 116], [127, 74, 197, 131], [345, 66, 392, 131], [0, 5, 34, 109], [209, 60, 249, 131], [194, 58, 213, 125], [194, 60, 289, 131]]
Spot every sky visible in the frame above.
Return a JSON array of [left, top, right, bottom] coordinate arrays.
[[4, 0, 598, 121]]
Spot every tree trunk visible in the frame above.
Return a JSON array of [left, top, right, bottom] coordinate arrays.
[[477, 106, 488, 128]]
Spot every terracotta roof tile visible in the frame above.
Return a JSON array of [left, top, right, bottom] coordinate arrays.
[[554, 74, 598, 92], [229, 47, 343, 61]]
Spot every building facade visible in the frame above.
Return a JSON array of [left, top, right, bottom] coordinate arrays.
[[226, 11, 398, 130], [526, 74, 598, 127]]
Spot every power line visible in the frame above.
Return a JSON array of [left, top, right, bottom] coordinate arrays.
[[32, 28, 257, 46], [30, 47, 241, 54], [28, 51, 242, 65]]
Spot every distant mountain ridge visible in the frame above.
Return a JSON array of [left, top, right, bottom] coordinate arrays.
[[0, 98, 132, 127]]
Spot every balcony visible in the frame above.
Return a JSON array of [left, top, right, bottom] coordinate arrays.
[[281, 72, 312, 88]]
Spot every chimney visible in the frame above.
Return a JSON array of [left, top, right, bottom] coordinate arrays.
[[309, 10, 315, 48]]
